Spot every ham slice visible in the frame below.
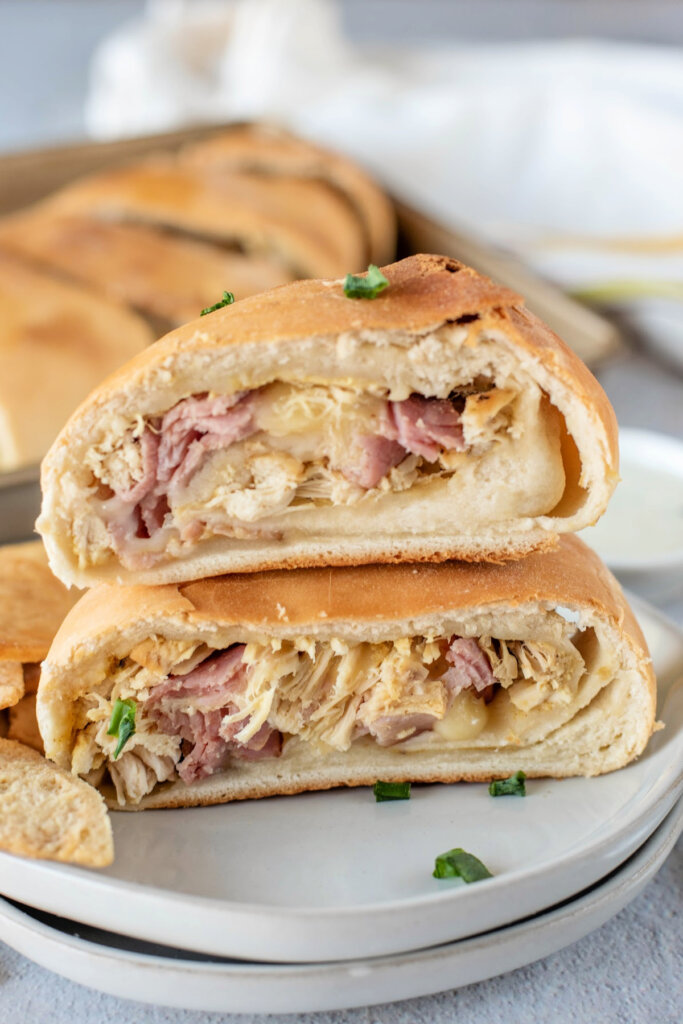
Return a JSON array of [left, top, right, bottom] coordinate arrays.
[[157, 392, 258, 490], [148, 646, 281, 783], [101, 393, 258, 556], [232, 725, 282, 761], [443, 638, 495, 698], [341, 435, 406, 489], [149, 646, 247, 708], [366, 712, 438, 746], [116, 428, 160, 504], [387, 394, 466, 461], [174, 709, 230, 784], [138, 492, 170, 537], [340, 395, 466, 489]]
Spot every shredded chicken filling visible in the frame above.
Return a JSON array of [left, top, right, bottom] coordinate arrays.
[[69, 629, 593, 805], [81, 380, 521, 568]]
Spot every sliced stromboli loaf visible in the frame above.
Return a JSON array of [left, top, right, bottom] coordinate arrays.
[[38, 254, 618, 587], [180, 124, 396, 265], [36, 536, 655, 810], [37, 158, 367, 279], [0, 212, 293, 329], [0, 126, 394, 325], [0, 249, 153, 470]]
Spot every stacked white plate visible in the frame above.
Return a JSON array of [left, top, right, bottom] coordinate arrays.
[[1, 593, 682, 1012]]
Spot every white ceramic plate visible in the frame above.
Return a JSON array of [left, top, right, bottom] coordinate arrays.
[[0, 597, 681, 964], [1, 800, 680, 1015], [581, 428, 683, 574]]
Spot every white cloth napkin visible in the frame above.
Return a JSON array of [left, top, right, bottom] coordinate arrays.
[[85, 0, 683, 367]]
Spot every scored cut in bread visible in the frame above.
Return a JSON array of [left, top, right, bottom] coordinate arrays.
[[39, 159, 368, 279], [0, 125, 395, 328], [38, 254, 618, 588], [179, 124, 397, 265], [0, 212, 294, 329], [36, 536, 655, 811]]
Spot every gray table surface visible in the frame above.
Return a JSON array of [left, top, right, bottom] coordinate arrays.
[[0, 3, 682, 1021]]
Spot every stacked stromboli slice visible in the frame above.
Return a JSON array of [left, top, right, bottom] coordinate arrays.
[[36, 255, 656, 810]]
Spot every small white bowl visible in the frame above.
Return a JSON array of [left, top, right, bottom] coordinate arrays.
[[581, 427, 683, 601]]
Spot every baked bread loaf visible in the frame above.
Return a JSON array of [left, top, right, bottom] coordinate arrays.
[[38, 254, 618, 587], [0, 249, 152, 470], [36, 536, 655, 810], [0, 126, 394, 342], [0, 212, 293, 330], [34, 157, 367, 280], [179, 124, 396, 265]]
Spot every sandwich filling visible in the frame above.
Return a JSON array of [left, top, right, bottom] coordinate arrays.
[[67, 620, 613, 805], [79, 376, 563, 571]]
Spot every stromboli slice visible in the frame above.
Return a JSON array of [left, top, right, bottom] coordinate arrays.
[[36, 537, 656, 810], [38, 254, 618, 587]]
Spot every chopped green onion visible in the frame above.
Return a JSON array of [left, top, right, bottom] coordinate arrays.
[[343, 264, 389, 299], [373, 780, 411, 802], [433, 848, 493, 882], [107, 698, 137, 760], [200, 290, 235, 316], [488, 771, 527, 797]]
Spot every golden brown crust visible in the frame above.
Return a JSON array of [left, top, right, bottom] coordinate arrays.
[[0, 541, 80, 662], [98, 255, 521, 387], [46, 536, 649, 685], [182, 535, 643, 642], [47, 254, 612, 440]]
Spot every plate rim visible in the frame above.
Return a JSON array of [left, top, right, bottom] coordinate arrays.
[[0, 800, 679, 1015]]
